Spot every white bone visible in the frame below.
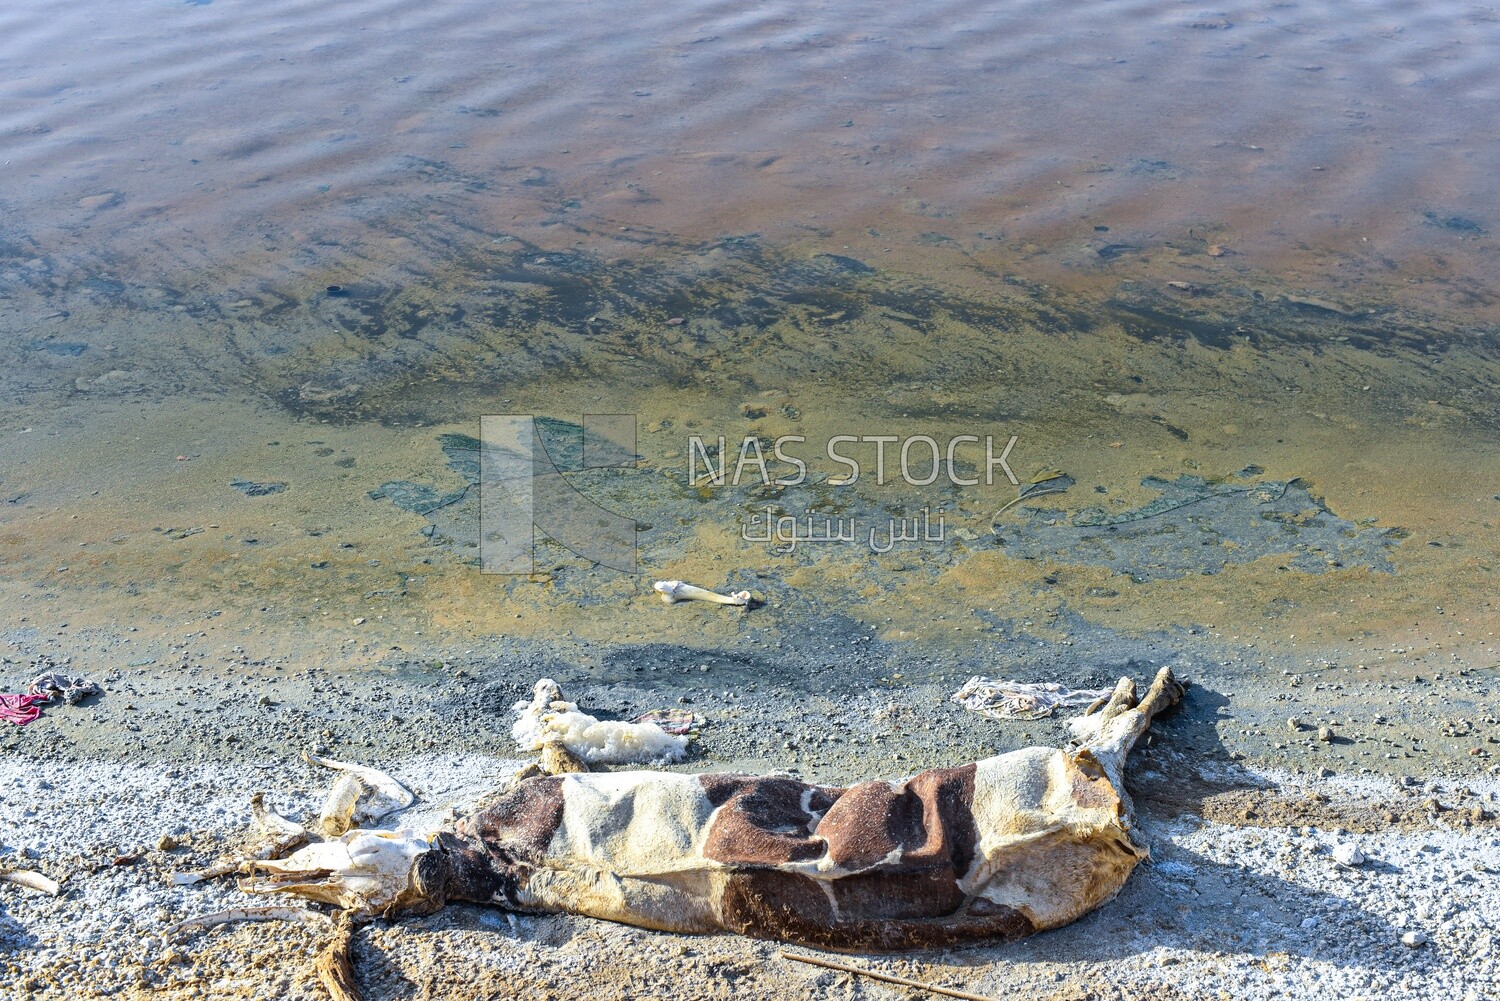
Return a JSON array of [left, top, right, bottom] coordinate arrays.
[[167, 906, 333, 942], [316, 774, 367, 838], [1, 870, 60, 896], [302, 750, 415, 822], [250, 792, 307, 842], [653, 580, 752, 606]]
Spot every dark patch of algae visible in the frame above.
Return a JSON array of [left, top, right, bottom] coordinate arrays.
[[1, 234, 1497, 683]]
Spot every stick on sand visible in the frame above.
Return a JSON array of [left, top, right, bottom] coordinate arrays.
[[780, 951, 1002, 1001]]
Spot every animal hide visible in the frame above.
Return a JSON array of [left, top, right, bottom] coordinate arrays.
[[241, 668, 1183, 952]]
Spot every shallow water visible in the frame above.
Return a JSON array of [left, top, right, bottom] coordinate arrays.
[[1, 0, 1497, 682]]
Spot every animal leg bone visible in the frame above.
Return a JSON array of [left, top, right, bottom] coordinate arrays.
[[1076, 667, 1185, 787], [1093, 676, 1139, 722], [167, 906, 333, 942], [303, 750, 415, 826], [1068, 676, 1138, 743], [171, 794, 311, 886], [317, 774, 367, 839], [0, 870, 61, 896], [653, 580, 753, 606]]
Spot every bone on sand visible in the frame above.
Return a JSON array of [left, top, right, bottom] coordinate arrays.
[[652, 580, 753, 606], [0, 870, 61, 896]]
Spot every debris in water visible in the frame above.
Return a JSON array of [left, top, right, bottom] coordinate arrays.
[[993, 469, 1074, 520]]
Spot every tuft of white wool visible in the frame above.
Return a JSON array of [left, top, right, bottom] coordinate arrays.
[[511, 678, 688, 765], [1066, 710, 1108, 744]]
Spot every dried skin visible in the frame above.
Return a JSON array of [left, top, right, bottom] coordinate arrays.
[[315, 913, 363, 1001]]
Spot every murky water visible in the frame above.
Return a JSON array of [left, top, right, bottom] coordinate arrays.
[[1, 0, 1497, 678]]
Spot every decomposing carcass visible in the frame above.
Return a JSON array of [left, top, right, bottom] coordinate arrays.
[[174, 667, 1183, 994]]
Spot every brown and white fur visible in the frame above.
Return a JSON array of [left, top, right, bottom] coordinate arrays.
[[227, 667, 1183, 952]]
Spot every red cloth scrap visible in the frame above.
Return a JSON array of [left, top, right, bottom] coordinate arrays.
[[0, 693, 49, 726]]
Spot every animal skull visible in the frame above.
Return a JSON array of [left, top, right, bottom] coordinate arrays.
[[240, 828, 439, 917]]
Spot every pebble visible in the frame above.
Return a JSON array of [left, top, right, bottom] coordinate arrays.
[[1318, 725, 1335, 742], [1402, 930, 1429, 948], [77, 192, 120, 210], [1332, 843, 1364, 867]]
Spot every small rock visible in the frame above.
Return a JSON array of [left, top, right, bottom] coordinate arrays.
[[77, 192, 122, 211], [665, 317, 685, 325], [1331, 843, 1364, 867], [1401, 930, 1428, 948], [1318, 725, 1334, 742], [1288, 717, 1303, 732], [156, 835, 179, 852], [230, 480, 287, 497]]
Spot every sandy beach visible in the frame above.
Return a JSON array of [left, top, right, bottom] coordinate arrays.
[[2, 627, 1498, 999]]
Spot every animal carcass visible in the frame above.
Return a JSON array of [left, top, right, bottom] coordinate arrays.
[[228, 667, 1183, 951]]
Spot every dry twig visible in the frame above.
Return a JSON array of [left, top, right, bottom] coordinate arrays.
[[781, 951, 1002, 1001]]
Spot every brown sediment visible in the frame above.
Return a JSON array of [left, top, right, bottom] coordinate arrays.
[[1193, 787, 1500, 835]]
